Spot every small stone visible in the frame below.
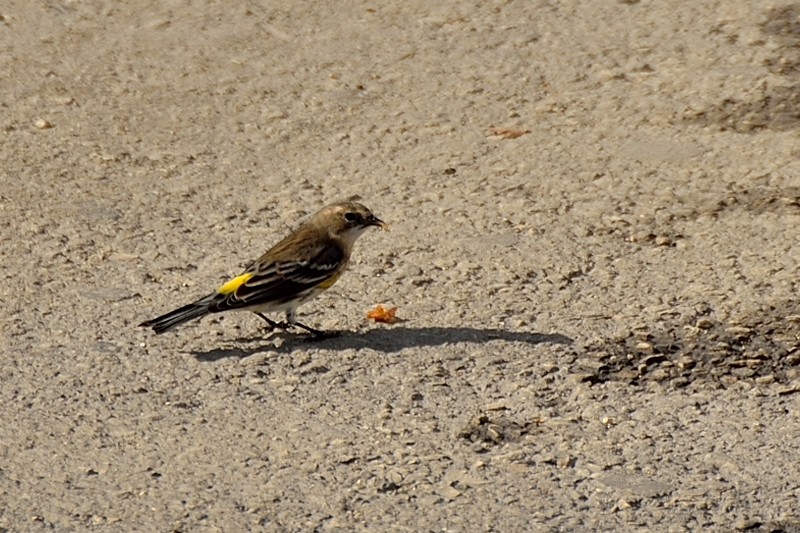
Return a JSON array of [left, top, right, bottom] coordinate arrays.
[[671, 376, 690, 388], [557, 455, 574, 468], [486, 424, 503, 442], [439, 484, 462, 500], [635, 341, 654, 353], [725, 326, 752, 339], [776, 381, 800, 396], [108, 252, 139, 261], [734, 519, 761, 531], [696, 318, 714, 329], [616, 498, 632, 510], [34, 118, 53, 129]]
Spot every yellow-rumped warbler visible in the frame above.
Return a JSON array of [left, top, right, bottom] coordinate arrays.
[[139, 201, 386, 337]]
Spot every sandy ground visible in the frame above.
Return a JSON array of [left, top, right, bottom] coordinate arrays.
[[2, 1, 800, 531]]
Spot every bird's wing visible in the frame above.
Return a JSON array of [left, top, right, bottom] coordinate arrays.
[[208, 244, 345, 312]]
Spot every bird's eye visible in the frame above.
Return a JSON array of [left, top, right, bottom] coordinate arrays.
[[344, 212, 358, 222]]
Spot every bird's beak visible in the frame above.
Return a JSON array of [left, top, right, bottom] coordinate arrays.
[[368, 216, 388, 231]]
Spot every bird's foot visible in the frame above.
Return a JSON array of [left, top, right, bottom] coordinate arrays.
[[256, 313, 338, 339], [293, 321, 341, 339], [255, 313, 291, 332]]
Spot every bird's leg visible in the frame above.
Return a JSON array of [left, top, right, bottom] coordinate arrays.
[[285, 310, 339, 338], [255, 312, 290, 331], [292, 321, 329, 337]]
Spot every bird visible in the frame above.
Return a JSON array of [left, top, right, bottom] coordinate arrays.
[[139, 201, 387, 337]]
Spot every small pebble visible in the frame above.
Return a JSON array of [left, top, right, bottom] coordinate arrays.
[[635, 341, 654, 353], [696, 318, 714, 329]]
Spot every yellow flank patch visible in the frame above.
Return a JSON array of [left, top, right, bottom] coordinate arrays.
[[218, 273, 255, 295], [318, 270, 343, 289]]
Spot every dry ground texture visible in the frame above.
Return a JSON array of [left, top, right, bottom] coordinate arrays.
[[2, 1, 800, 531]]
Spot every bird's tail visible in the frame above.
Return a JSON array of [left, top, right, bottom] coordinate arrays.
[[139, 295, 214, 334]]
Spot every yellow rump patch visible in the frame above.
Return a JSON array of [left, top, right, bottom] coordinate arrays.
[[218, 273, 255, 295]]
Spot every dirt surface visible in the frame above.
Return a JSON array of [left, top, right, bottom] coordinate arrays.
[[2, 1, 800, 531]]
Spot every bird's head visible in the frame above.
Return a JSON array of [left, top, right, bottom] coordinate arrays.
[[317, 201, 387, 245]]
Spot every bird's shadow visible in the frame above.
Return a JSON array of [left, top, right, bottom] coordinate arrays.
[[191, 326, 573, 362]]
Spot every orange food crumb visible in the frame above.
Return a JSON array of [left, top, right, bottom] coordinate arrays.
[[366, 305, 398, 323]]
